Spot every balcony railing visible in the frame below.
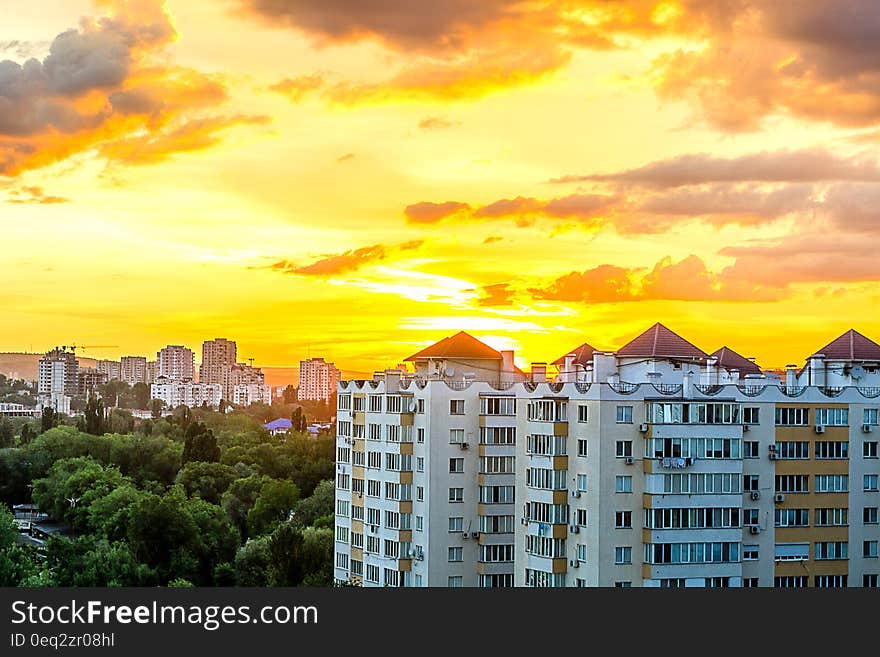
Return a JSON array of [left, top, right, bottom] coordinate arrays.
[[609, 381, 639, 394]]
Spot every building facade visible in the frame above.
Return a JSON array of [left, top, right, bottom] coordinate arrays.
[[233, 383, 273, 407], [156, 345, 195, 382], [96, 359, 121, 382], [333, 326, 880, 588], [299, 358, 340, 402], [200, 338, 237, 397], [150, 376, 221, 409], [120, 356, 148, 385]]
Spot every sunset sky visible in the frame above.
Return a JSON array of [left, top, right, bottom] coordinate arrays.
[[3, 0, 880, 373]]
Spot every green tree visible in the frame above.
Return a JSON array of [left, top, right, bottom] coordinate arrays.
[[150, 399, 164, 421], [247, 479, 301, 537], [19, 423, 34, 445], [46, 536, 157, 587], [291, 407, 307, 432], [186, 498, 240, 585], [182, 422, 220, 464], [221, 473, 267, 540], [0, 417, 14, 448], [40, 407, 57, 433], [84, 396, 106, 435], [132, 383, 151, 410], [176, 462, 237, 505], [0, 508, 42, 586], [88, 484, 148, 542], [234, 536, 271, 586], [300, 526, 333, 586], [107, 408, 135, 435], [291, 479, 334, 527], [32, 457, 130, 527]]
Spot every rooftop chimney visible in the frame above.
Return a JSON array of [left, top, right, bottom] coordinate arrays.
[[531, 362, 547, 383], [501, 350, 516, 380], [785, 363, 798, 388], [561, 353, 577, 383]]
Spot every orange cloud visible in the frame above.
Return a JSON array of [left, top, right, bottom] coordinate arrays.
[[418, 116, 460, 130], [529, 255, 788, 303], [404, 201, 471, 224], [270, 240, 424, 277], [5, 185, 70, 204], [267, 75, 325, 102], [476, 282, 515, 307], [0, 0, 263, 175]]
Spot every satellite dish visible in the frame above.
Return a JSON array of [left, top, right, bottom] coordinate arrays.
[[852, 365, 865, 380], [444, 367, 455, 377], [407, 400, 417, 412]]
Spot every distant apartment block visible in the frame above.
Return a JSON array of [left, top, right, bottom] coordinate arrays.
[[150, 376, 221, 410], [95, 359, 121, 381], [0, 403, 39, 418], [145, 360, 158, 384], [299, 358, 340, 402], [120, 356, 148, 385], [200, 338, 237, 396], [334, 326, 880, 589], [38, 347, 78, 397], [233, 384, 273, 407], [77, 368, 108, 396], [157, 345, 195, 381]]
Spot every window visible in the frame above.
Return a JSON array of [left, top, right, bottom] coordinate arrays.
[[527, 434, 567, 456], [864, 408, 879, 426], [865, 441, 878, 458], [775, 508, 809, 527], [365, 564, 380, 584], [336, 499, 349, 517], [743, 475, 759, 491], [367, 423, 381, 441], [577, 439, 588, 457], [614, 581, 632, 588], [447, 576, 463, 587], [448, 547, 463, 562], [615, 511, 632, 528], [480, 426, 516, 445], [352, 451, 365, 467], [616, 406, 633, 423], [449, 429, 465, 444], [865, 474, 879, 491], [660, 472, 740, 494], [814, 541, 848, 560], [448, 487, 463, 503], [481, 456, 515, 474], [639, 508, 745, 533], [384, 511, 400, 529], [526, 468, 568, 490], [815, 508, 848, 526], [481, 397, 515, 416], [448, 517, 463, 532], [368, 395, 382, 413], [705, 577, 730, 588], [743, 441, 759, 458], [386, 396, 403, 413], [773, 441, 809, 459], [814, 407, 848, 427], [615, 546, 632, 564], [527, 400, 567, 422], [815, 441, 848, 459], [416, 398, 424, 414], [415, 516, 423, 532], [743, 544, 759, 561], [337, 446, 351, 463], [815, 475, 848, 493], [743, 407, 760, 424], [350, 533, 363, 549], [774, 543, 809, 561], [659, 578, 686, 588], [450, 399, 465, 415], [416, 486, 424, 502], [577, 405, 589, 423], [482, 544, 515, 562], [417, 457, 424, 472], [864, 574, 879, 588], [774, 576, 808, 588], [335, 526, 349, 543], [814, 575, 847, 588], [351, 506, 364, 521], [576, 509, 588, 526], [775, 407, 809, 426], [383, 539, 399, 559], [480, 485, 515, 503], [575, 578, 587, 588], [417, 428, 425, 443], [864, 507, 879, 525], [338, 394, 351, 411], [367, 451, 381, 469], [449, 458, 464, 473], [743, 578, 759, 588], [577, 474, 588, 492], [644, 542, 741, 564], [865, 541, 879, 558], [615, 476, 632, 493], [616, 440, 633, 457], [366, 479, 381, 497], [775, 475, 809, 493], [480, 515, 515, 534], [743, 509, 759, 526]]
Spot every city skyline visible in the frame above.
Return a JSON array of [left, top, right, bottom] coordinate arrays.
[[4, 1, 880, 374]]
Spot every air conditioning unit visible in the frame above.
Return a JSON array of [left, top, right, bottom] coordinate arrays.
[[571, 490, 581, 498], [768, 453, 777, 460], [743, 424, 750, 432], [521, 517, 529, 525], [768, 444, 777, 452], [459, 442, 469, 450], [569, 525, 580, 534], [685, 457, 695, 466], [472, 532, 481, 539], [815, 424, 825, 434], [569, 559, 579, 568], [639, 423, 649, 433], [462, 532, 469, 539], [863, 424, 874, 433], [750, 491, 760, 501], [774, 493, 785, 503], [749, 525, 761, 534], [624, 456, 635, 465]]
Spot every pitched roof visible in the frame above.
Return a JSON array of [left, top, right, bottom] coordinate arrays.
[[814, 329, 880, 361], [616, 322, 707, 359], [263, 418, 292, 430], [710, 346, 762, 376], [552, 342, 597, 366], [404, 331, 502, 362]]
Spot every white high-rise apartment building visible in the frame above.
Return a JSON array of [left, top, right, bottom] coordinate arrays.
[[120, 356, 147, 385], [150, 377, 221, 409], [299, 358, 340, 402], [334, 325, 880, 588], [201, 338, 237, 397], [157, 345, 195, 382], [37, 346, 79, 415], [233, 384, 273, 407], [96, 359, 121, 381]]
